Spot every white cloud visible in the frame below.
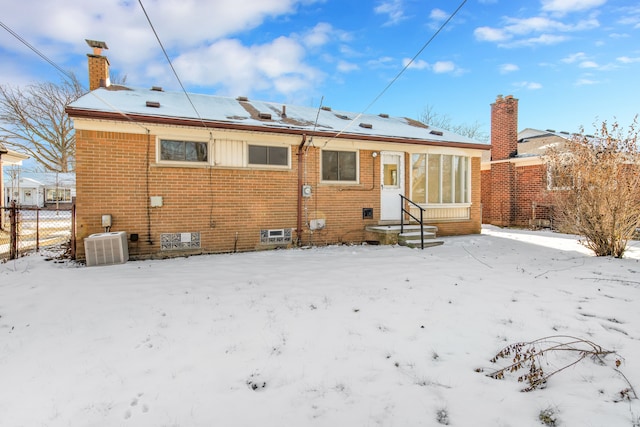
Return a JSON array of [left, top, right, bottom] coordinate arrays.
[[429, 8, 448, 21], [541, 0, 606, 14], [374, 0, 407, 26], [579, 60, 599, 68], [302, 23, 333, 48], [617, 56, 640, 63], [402, 58, 429, 70], [172, 36, 323, 97], [474, 27, 508, 42], [514, 81, 543, 90], [336, 60, 359, 73], [474, 7, 600, 47], [500, 63, 519, 74], [432, 61, 456, 73], [562, 52, 587, 63], [575, 78, 598, 85]]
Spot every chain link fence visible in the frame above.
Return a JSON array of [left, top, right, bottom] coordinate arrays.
[[0, 203, 75, 261]]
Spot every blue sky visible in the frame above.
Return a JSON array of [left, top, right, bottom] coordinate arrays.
[[1, 0, 639, 138]]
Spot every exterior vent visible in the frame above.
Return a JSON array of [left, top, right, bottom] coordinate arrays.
[[321, 106, 332, 111], [379, 113, 389, 118], [359, 123, 373, 129], [260, 228, 292, 245], [84, 231, 129, 267], [430, 130, 443, 136], [259, 112, 272, 120], [151, 86, 163, 92], [146, 101, 160, 108], [546, 129, 556, 132], [336, 114, 350, 120], [237, 96, 249, 102]]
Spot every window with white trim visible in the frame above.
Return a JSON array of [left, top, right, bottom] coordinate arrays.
[[248, 145, 288, 166], [160, 139, 208, 163], [322, 150, 357, 182], [411, 154, 470, 204]]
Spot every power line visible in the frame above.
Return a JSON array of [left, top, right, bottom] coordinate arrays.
[[0, 20, 76, 83], [320, 0, 469, 146], [137, 0, 209, 130]]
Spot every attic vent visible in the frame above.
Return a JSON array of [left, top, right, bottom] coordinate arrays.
[[151, 86, 164, 92], [146, 101, 160, 108], [379, 113, 389, 118], [237, 96, 249, 102], [321, 106, 332, 111], [336, 114, 350, 120], [546, 129, 556, 132], [359, 123, 373, 129], [429, 130, 443, 136], [259, 112, 272, 120], [560, 131, 569, 134]]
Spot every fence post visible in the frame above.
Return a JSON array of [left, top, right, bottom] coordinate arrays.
[[9, 200, 17, 260]]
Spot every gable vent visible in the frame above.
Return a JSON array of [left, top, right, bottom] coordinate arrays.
[[146, 101, 160, 108], [378, 113, 389, 118], [429, 130, 443, 136], [151, 86, 164, 92], [258, 112, 272, 120], [237, 96, 249, 102]]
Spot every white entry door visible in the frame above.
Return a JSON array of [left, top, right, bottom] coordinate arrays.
[[380, 152, 404, 221]]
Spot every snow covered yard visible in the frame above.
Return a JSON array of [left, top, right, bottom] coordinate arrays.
[[1, 226, 640, 427]]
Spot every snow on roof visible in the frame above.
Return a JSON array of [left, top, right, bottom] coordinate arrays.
[[69, 87, 488, 147]]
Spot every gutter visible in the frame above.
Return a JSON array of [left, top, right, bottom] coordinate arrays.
[[296, 134, 307, 246]]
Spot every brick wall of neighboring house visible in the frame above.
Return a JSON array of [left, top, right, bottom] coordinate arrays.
[[75, 128, 484, 259], [514, 164, 549, 226]]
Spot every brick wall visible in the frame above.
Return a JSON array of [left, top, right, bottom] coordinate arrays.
[[75, 128, 484, 259]]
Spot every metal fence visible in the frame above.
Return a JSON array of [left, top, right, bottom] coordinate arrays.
[[0, 202, 75, 261]]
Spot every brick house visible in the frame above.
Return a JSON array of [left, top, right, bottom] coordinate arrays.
[[481, 95, 570, 227], [67, 42, 490, 260]]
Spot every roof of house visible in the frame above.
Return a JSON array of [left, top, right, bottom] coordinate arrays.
[[67, 86, 489, 149], [0, 141, 29, 165]]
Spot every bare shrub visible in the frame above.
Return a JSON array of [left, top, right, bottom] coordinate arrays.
[[485, 335, 618, 392], [544, 118, 640, 258]]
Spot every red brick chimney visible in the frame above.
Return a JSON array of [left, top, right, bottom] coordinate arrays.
[[487, 94, 518, 226], [85, 39, 110, 91], [490, 94, 518, 161]]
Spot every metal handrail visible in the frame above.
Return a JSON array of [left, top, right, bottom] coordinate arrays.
[[400, 195, 426, 249]]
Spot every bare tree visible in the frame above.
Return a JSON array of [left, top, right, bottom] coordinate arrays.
[[0, 74, 85, 172], [419, 105, 489, 143], [544, 118, 640, 258]]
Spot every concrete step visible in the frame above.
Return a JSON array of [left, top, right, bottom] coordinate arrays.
[[399, 239, 444, 249]]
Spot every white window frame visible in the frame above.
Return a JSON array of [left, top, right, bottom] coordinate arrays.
[[321, 149, 359, 183], [410, 153, 471, 205], [247, 143, 291, 169]]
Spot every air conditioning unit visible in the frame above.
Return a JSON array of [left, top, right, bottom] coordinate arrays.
[[84, 231, 129, 267]]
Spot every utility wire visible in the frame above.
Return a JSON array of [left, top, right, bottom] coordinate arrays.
[[320, 0, 468, 145], [138, 0, 209, 130], [0, 20, 149, 132]]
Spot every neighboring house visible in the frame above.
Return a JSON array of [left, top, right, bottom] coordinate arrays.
[[4, 177, 45, 207], [66, 41, 490, 260], [481, 95, 574, 227], [1, 142, 29, 208], [3, 174, 76, 209]]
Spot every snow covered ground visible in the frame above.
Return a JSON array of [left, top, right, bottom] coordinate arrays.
[[1, 225, 640, 427]]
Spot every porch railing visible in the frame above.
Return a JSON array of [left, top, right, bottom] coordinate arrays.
[[400, 195, 426, 249]]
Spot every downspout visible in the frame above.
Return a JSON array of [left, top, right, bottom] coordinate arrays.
[[296, 134, 307, 246]]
